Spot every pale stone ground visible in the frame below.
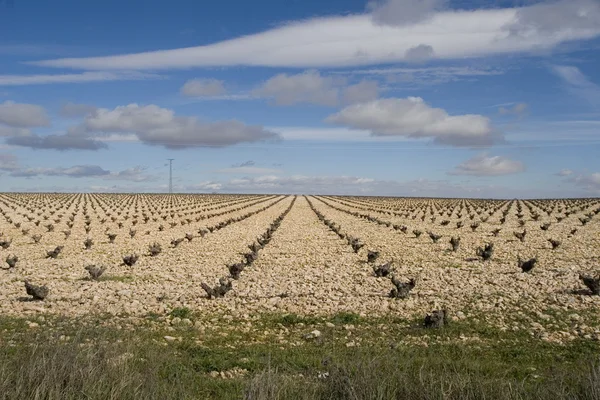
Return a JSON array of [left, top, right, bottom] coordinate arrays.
[[0, 193, 599, 342]]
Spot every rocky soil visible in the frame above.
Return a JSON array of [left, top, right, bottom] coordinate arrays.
[[1, 193, 599, 342]]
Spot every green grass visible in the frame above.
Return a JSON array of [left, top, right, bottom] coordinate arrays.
[[331, 312, 361, 325], [0, 312, 599, 399], [169, 306, 192, 319]]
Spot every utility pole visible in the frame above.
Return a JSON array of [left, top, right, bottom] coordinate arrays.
[[167, 159, 174, 194]]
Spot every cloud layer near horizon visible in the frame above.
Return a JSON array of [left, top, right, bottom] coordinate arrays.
[[0, 154, 156, 182]]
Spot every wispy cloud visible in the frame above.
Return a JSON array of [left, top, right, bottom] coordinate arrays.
[[94, 133, 139, 142], [28, 1, 600, 70], [335, 66, 504, 86], [183, 174, 556, 198], [6, 134, 108, 151], [551, 65, 600, 106], [11, 164, 111, 178], [9, 164, 157, 182], [0, 71, 163, 86], [233, 160, 255, 168], [215, 160, 283, 175], [215, 166, 282, 174], [176, 94, 255, 103]]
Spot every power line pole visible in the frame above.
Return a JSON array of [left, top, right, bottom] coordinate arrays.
[[167, 159, 174, 194]]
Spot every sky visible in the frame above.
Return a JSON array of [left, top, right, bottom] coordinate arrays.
[[0, 0, 599, 198]]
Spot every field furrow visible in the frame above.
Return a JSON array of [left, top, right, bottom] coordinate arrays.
[[231, 196, 391, 315]]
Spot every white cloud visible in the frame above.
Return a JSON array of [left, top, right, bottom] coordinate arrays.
[[29, 2, 600, 70], [449, 153, 525, 176], [0, 71, 161, 86], [252, 70, 379, 106], [326, 97, 500, 147], [74, 103, 279, 148], [368, 0, 446, 27], [183, 174, 548, 198], [0, 100, 49, 128], [180, 78, 227, 97]]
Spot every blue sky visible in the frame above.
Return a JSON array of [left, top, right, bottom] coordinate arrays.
[[0, 0, 599, 198]]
